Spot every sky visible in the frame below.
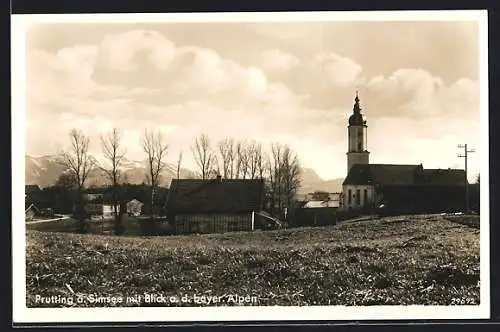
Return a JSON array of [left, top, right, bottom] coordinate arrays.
[[24, 19, 482, 181]]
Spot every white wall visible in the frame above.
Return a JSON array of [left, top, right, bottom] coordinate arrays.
[[342, 184, 374, 210], [102, 204, 120, 219]]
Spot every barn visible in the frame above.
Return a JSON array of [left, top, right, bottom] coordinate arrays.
[[166, 176, 265, 235]]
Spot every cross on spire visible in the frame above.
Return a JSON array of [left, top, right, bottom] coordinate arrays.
[[353, 89, 361, 114]]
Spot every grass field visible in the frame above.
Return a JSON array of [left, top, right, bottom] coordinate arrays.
[[26, 214, 480, 307], [444, 215, 480, 229], [26, 216, 143, 235]]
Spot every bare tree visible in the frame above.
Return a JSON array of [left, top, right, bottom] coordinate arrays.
[[218, 138, 234, 179], [280, 145, 301, 215], [211, 154, 221, 178], [100, 128, 126, 235], [270, 143, 284, 215], [246, 140, 264, 179], [265, 143, 301, 221], [176, 151, 183, 180], [264, 154, 275, 213], [256, 143, 266, 179], [191, 134, 216, 180], [58, 129, 95, 233], [235, 140, 250, 179], [142, 129, 168, 217]]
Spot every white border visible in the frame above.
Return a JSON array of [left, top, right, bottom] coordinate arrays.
[[12, 10, 490, 323]]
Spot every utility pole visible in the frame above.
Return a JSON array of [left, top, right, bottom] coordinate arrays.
[[458, 144, 475, 213]]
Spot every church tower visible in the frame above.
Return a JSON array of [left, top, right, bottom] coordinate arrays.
[[346, 91, 369, 174]]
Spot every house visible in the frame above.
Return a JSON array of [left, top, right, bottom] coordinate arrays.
[[25, 204, 40, 221], [25, 184, 41, 196], [85, 195, 120, 220], [126, 199, 144, 216], [83, 193, 104, 202], [85, 203, 121, 220], [303, 200, 339, 208], [305, 192, 341, 203], [297, 194, 340, 227], [166, 176, 265, 234], [25, 186, 52, 215]]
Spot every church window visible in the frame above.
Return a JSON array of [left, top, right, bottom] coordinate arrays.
[[356, 189, 360, 205], [358, 142, 362, 151], [348, 189, 352, 205], [364, 189, 368, 205]]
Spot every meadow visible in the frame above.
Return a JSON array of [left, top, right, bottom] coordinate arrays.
[[25, 214, 480, 307]]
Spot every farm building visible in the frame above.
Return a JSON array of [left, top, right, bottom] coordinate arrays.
[[25, 204, 40, 221], [295, 206, 338, 227], [83, 190, 104, 202], [304, 191, 341, 203], [85, 194, 121, 220], [303, 200, 339, 208], [82, 185, 168, 218], [85, 202, 120, 220], [25, 185, 53, 214], [25, 184, 41, 196], [166, 176, 267, 234]]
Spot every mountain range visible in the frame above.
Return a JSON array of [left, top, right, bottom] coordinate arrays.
[[25, 154, 344, 195]]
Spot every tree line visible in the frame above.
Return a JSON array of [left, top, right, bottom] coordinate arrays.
[[57, 128, 302, 234]]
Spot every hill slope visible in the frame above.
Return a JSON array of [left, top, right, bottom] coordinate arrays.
[[26, 214, 480, 307]]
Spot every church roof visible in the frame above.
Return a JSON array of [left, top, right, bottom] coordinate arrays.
[[343, 164, 467, 186], [423, 169, 466, 185], [343, 164, 423, 186]]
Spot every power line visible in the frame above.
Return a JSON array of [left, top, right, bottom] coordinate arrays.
[[458, 144, 475, 213]]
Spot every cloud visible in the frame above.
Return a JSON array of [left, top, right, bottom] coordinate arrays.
[[279, 51, 365, 109], [27, 45, 99, 104], [99, 30, 176, 71], [310, 51, 364, 86], [260, 48, 300, 73], [25, 26, 481, 180], [364, 69, 479, 119]]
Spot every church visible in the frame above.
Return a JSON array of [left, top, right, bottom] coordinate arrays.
[[340, 92, 468, 214]]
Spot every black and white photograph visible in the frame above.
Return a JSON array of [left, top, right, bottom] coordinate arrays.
[[12, 10, 489, 323]]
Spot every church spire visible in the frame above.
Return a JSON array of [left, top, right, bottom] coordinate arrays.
[[348, 90, 365, 126], [353, 89, 361, 114]]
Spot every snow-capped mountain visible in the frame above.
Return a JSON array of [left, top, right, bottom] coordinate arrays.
[[24, 154, 343, 193], [25, 155, 68, 188], [24, 154, 197, 188]]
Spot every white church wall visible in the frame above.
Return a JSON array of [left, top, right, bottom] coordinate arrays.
[[342, 185, 374, 211]]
